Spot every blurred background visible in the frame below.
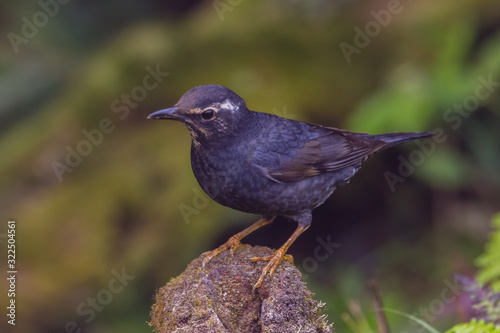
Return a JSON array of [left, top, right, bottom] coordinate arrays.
[[1, 0, 499, 332]]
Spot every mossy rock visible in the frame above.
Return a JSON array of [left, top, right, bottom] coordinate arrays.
[[151, 245, 333, 332]]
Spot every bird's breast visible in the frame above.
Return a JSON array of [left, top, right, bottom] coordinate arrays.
[[190, 143, 251, 204]]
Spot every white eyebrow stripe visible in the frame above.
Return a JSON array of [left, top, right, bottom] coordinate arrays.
[[219, 99, 238, 112]]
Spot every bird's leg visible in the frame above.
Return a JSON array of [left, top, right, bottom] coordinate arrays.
[[251, 224, 310, 292], [202, 216, 276, 267]]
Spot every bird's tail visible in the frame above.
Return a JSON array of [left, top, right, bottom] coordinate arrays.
[[368, 131, 435, 149]]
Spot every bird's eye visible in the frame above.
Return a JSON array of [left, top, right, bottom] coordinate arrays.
[[201, 109, 215, 120]]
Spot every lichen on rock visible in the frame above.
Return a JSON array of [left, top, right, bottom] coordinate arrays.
[[150, 245, 333, 332]]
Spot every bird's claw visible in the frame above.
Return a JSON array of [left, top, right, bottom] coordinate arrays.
[[251, 249, 293, 292], [202, 235, 242, 267]]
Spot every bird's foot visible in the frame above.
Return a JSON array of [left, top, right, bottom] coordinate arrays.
[[251, 249, 294, 292], [202, 216, 276, 268], [202, 235, 242, 267]]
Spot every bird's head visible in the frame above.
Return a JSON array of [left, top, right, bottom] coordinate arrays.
[[148, 85, 249, 144]]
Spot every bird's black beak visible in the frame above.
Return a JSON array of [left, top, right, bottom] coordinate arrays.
[[147, 107, 180, 120]]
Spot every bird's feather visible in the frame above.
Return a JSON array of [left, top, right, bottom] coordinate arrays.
[[252, 117, 387, 183]]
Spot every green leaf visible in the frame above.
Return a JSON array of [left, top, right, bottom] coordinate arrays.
[[445, 319, 500, 333], [382, 308, 440, 333], [476, 214, 500, 292]]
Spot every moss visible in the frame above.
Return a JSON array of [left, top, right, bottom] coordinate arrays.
[[150, 245, 334, 332]]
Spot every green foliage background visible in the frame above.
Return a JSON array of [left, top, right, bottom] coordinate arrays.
[[477, 214, 500, 292], [0, 0, 499, 332]]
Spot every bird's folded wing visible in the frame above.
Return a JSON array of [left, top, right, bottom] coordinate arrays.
[[253, 125, 386, 183]]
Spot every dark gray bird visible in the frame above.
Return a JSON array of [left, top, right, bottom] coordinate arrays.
[[148, 85, 434, 291]]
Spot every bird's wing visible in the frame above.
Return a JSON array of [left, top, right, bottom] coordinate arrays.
[[252, 122, 386, 183]]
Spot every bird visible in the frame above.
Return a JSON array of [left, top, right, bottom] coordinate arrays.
[[147, 84, 434, 291]]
